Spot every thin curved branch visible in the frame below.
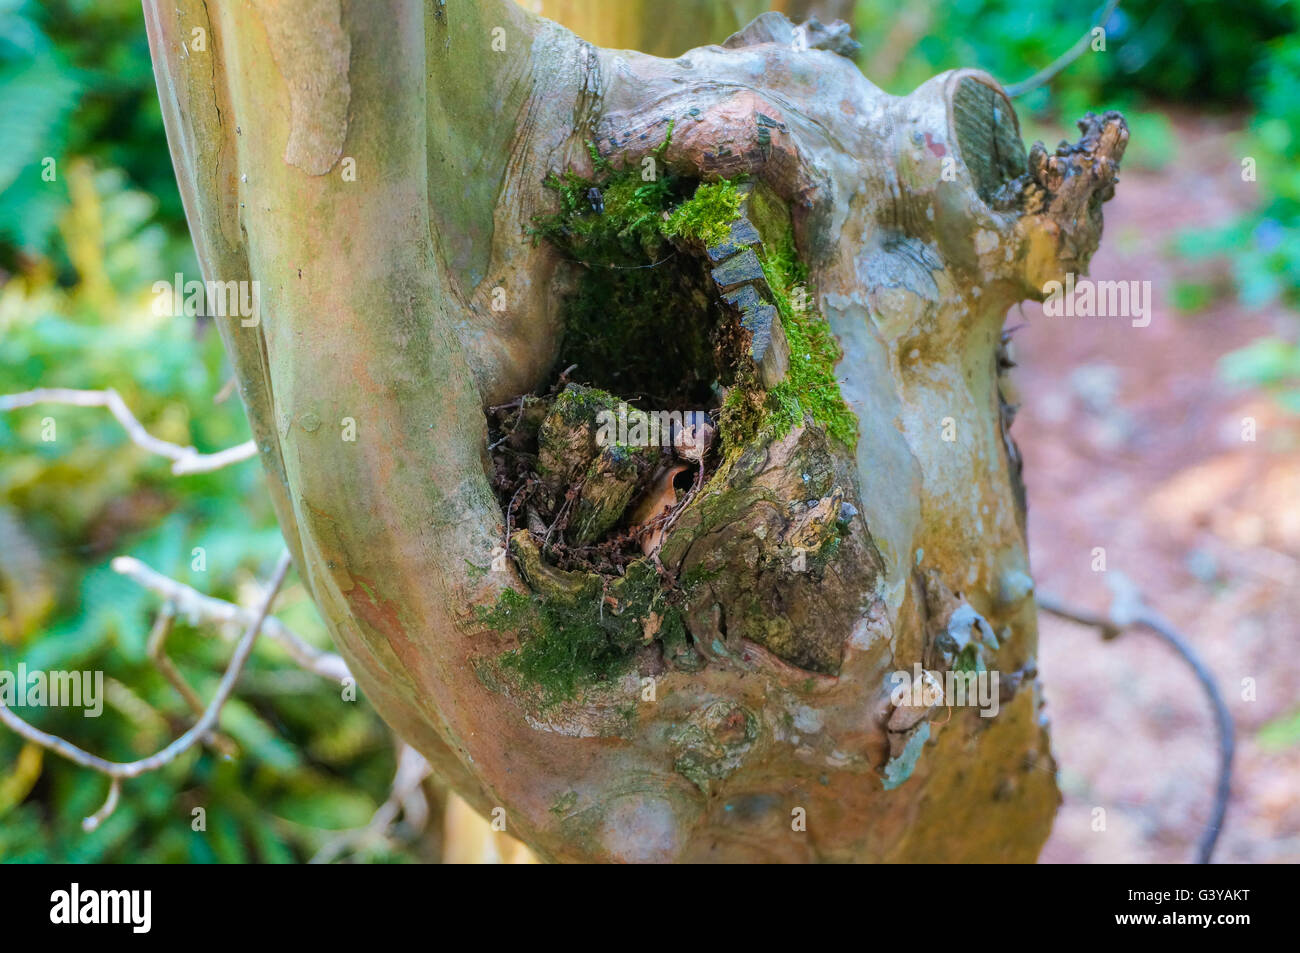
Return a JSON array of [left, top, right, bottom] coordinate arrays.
[[1035, 592, 1120, 638], [111, 556, 350, 682], [82, 779, 121, 833], [0, 552, 291, 790], [0, 388, 257, 474], [1127, 606, 1235, 866], [309, 743, 432, 864], [1037, 577, 1234, 864], [144, 603, 239, 757], [1003, 0, 1121, 98]]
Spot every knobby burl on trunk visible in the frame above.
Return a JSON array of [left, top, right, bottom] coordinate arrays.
[[145, 0, 1126, 861]]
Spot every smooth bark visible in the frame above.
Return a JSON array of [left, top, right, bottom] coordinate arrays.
[[145, 0, 1125, 861]]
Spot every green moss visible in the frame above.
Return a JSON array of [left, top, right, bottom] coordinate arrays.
[[662, 180, 744, 247], [477, 557, 681, 702], [509, 158, 859, 695], [550, 382, 621, 420], [657, 607, 689, 658], [534, 153, 738, 405], [559, 254, 719, 404], [504, 599, 634, 700], [536, 169, 676, 266], [534, 145, 855, 450], [475, 588, 536, 633], [759, 230, 858, 448], [717, 366, 766, 450], [679, 562, 723, 590], [476, 588, 632, 700], [533, 134, 679, 268], [808, 533, 843, 575]]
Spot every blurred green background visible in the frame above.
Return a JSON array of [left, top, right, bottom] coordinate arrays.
[[0, 0, 1297, 862]]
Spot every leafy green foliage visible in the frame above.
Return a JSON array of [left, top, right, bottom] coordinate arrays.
[[855, 0, 1294, 108], [1258, 705, 1300, 749], [0, 0, 188, 267], [0, 163, 425, 864], [534, 152, 736, 406], [1220, 336, 1300, 412], [1179, 24, 1300, 405]]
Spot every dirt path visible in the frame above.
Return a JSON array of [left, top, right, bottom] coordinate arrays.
[[1010, 111, 1300, 862]]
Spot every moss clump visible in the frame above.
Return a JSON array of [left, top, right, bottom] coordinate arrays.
[[475, 588, 533, 630], [476, 558, 688, 702], [549, 381, 622, 418], [717, 366, 767, 450], [758, 230, 858, 447], [535, 168, 677, 266], [533, 134, 742, 265], [662, 180, 744, 247], [535, 383, 625, 493], [533, 147, 744, 406], [476, 588, 631, 700]]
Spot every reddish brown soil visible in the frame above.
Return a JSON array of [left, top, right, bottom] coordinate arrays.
[[1012, 111, 1300, 863]]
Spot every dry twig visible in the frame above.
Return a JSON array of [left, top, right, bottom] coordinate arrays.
[[0, 551, 292, 830], [1003, 0, 1122, 98], [309, 743, 432, 864], [0, 387, 257, 475], [111, 555, 350, 682], [1037, 572, 1234, 864]]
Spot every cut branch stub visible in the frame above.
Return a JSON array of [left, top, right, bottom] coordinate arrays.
[[1009, 110, 1130, 289], [950, 75, 1028, 204]]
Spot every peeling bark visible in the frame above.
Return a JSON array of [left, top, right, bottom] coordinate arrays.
[[146, 0, 1126, 862]]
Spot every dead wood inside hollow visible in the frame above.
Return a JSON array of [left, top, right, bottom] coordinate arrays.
[[484, 171, 874, 690]]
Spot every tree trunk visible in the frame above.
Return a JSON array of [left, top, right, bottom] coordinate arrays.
[[523, 0, 855, 58], [144, 0, 1126, 862]]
